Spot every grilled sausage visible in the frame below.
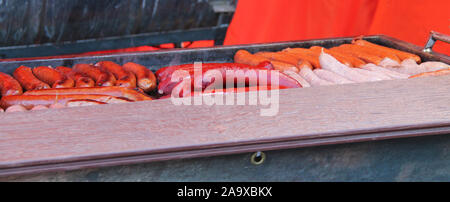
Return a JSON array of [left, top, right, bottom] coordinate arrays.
[[122, 62, 157, 92], [330, 44, 383, 64], [33, 66, 75, 88], [309, 46, 366, 67], [13, 66, 50, 91], [95, 61, 137, 89], [0, 94, 132, 110], [72, 64, 116, 86], [0, 72, 23, 97], [24, 86, 152, 101], [282, 48, 321, 69], [234, 50, 298, 72], [352, 39, 421, 63]]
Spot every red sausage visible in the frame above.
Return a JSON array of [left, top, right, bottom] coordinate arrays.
[[96, 61, 137, 89], [55, 66, 95, 88], [158, 63, 298, 95], [0, 72, 23, 97], [33, 66, 75, 88], [122, 62, 157, 92], [13, 66, 50, 91], [72, 64, 116, 86], [24, 86, 152, 101], [0, 94, 133, 110]]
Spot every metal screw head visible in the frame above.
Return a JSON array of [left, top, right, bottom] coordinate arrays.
[[250, 151, 266, 165]]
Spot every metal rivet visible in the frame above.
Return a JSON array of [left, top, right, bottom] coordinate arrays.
[[250, 151, 266, 165]]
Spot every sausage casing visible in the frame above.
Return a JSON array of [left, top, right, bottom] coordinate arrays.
[[13, 66, 50, 91]]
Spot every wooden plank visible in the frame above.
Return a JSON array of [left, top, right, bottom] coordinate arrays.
[[0, 75, 450, 175]]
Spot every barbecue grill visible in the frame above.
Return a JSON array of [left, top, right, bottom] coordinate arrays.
[[0, 1, 449, 182]]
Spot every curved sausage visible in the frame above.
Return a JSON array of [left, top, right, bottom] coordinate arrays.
[[24, 86, 152, 101], [0, 72, 23, 97], [282, 48, 321, 69], [234, 50, 298, 72], [55, 66, 95, 88], [95, 61, 137, 89], [0, 94, 133, 110], [122, 62, 157, 92], [33, 66, 75, 88], [330, 44, 383, 65], [254, 52, 300, 67], [13, 66, 50, 91], [72, 64, 116, 86], [157, 63, 297, 95], [343, 43, 401, 63], [309, 46, 366, 67]]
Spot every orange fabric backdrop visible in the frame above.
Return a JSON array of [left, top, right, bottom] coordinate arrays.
[[224, 0, 450, 54]]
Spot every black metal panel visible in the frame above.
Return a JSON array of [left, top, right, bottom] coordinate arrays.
[[0, 0, 236, 58], [3, 133, 450, 182]]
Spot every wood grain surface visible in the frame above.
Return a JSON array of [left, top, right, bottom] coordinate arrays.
[[0, 75, 450, 176]]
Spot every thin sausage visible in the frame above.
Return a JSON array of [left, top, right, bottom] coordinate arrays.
[[352, 39, 421, 63], [330, 44, 383, 64], [24, 86, 152, 101], [254, 51, 300, 67], [13, 66, 50, 91], [55, 66, 95, 88], [309, 46, 366, 67], [234, 50, 298, 72], [345, 43, 402, 63], [66, 99, 107, 107], [282, 48, 321, 69]]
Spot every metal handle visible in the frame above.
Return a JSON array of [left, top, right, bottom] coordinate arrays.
[[423, 31, 450, 53]]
